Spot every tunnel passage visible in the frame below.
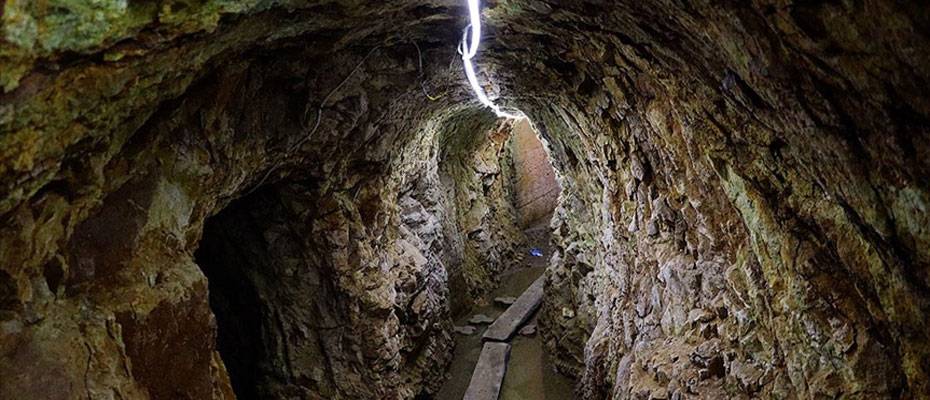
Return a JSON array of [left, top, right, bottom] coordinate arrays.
[[1, 1, 929, 399], [433, 116, 573, 399], [194, 182, 348, 399], [189, 111, 565, 399]]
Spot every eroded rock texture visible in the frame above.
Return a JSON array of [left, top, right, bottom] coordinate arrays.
[[515, 3, 930, 399], [512, 119, 560, 227], [1, 1, 928, 399]]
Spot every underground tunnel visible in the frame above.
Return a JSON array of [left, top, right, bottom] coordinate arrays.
[[1, 1, 929, 400]]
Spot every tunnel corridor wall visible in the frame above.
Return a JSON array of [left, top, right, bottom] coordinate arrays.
[[432, 112, 531, 315], [511, 119, 561, 229]]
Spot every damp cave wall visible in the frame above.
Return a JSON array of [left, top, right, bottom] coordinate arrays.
[[488, 2, 930, 399], [0, 1, 929, 400]]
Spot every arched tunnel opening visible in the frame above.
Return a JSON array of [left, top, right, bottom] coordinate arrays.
[[1, 1, 929, 400], [194, 182, 350, 399], [195, 194, 267, 400]]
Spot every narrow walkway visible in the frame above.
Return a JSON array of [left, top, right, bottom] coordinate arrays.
[[435, 225, 574, 400], [482, 275, 544, 342]]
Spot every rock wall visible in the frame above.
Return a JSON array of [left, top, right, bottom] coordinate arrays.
[[0, 9, 526, 392], [1, 1, 928, 399], [434, 114, 526, 313], [494, 2, 930, 399], [512, 119, 560, 227]]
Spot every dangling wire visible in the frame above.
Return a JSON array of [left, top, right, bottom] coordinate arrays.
[[460, 0, 522, 119], [411, 40, 442, 101]]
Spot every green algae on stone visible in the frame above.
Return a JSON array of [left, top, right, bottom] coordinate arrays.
[[0, 0, 274, 91]]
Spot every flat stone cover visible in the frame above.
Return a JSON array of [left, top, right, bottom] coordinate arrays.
[[482, 275, 545, 342], [463, 342, 512, 400]]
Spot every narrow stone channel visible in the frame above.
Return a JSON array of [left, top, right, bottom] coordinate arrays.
[[435, 223, 574, 399]]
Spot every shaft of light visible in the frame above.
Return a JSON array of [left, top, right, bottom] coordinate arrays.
[[461, 0, 521, 119]]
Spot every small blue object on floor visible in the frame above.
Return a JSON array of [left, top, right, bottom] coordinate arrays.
[[529, 248, 543, 257]]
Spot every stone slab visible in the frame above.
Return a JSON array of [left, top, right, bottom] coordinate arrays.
[[454, 325, 477, 335], [463, 342, 512, 400], [482, 275, 545, 342], [469, 314, 495, 324], [494, 296, 517, 306]]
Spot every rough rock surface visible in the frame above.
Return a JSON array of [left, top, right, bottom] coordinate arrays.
[[1, 1, 928, 399], [518, 3, 930, 399], [511, 119, 560, 227], [435, 115, 527, 313], [0, 2, 526, 397]]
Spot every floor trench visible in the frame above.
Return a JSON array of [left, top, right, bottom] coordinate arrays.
[[434, 223, 574, 399]]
